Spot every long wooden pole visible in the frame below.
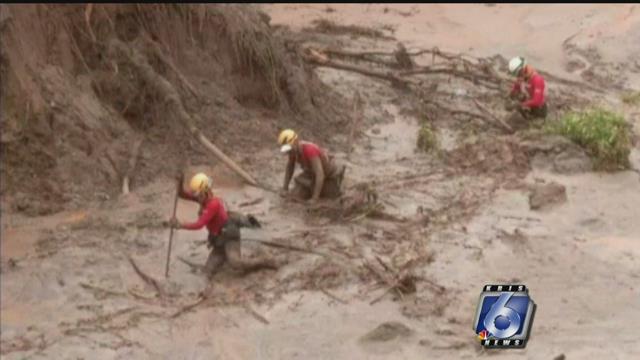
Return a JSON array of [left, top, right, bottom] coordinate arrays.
[[164, 181, 180, 278]]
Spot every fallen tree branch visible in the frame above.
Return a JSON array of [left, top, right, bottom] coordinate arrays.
[[79, 282, 127, 299], [238, 197, 264, 208], [127, 256, 164, 297], [304, 50, 415, 88], [171, 295, 207, 319], [320, 287, 348, 305], [369, 286, 396, 305], [141, 34, 203, 100], [127, 288, 157, 302], [243, 303, 269, 325]]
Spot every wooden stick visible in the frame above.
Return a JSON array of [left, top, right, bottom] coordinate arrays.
[[243, 304, 269, 325], [320, 287, 348, 305], [369, 286, 395, 305], [171, 295, 207, 319], [194, 132, 258, 186], [128, 256, 164, 296], [238, 197, 264, 208], [164, 181, 180, 278]]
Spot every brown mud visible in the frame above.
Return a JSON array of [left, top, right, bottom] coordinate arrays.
[[2, 4, 640, 360]]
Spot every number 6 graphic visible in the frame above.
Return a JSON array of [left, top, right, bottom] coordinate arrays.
[[483, 292, 521, 339]]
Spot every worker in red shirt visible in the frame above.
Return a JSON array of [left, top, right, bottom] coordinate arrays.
[[169, 173, 275, 278], [278, 129, 345, 203], [507, 56, 548, 120]]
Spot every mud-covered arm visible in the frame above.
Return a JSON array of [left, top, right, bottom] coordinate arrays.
[[283, 155, 295, 191], [310, 157, 325, 201]]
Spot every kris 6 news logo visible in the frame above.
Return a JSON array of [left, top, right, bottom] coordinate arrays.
[[473, 285, 536, 348]]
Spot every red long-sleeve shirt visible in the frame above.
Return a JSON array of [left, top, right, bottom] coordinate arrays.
[[178, 190, 228, 236], [510, 72, 546, 109], [292, 142, 322, 170]]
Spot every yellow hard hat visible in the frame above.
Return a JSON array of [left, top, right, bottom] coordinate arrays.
[[278, 129, 298, 153], [189, 173, 212, 194]]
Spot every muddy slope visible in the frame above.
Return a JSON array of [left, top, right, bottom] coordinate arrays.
[[0, 4, 347, 215]]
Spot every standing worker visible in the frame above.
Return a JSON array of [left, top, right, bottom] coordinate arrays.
[[278, 129, 345, 204], [169, 173, 276, 278], [507, 56, 548, 120]]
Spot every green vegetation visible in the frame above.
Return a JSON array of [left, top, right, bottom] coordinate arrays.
[[416, 122, 440, 153], [621, 91, 640, 106], [544, 108, 631, 170]]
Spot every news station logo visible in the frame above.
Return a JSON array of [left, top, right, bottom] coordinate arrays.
[[473, 285, 536, 348]]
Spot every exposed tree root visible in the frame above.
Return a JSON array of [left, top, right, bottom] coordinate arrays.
[[107, 38, 260, 187]]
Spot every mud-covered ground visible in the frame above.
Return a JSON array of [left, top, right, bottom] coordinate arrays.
[[2, 4, 640, 360]]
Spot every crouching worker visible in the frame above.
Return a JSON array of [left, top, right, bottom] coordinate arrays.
[[278, 129, 346, 204], [169, 173, 277, 279], [506, 56, 548, 121]]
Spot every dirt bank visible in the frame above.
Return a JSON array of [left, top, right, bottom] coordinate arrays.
[[0, 4, 347, 215]]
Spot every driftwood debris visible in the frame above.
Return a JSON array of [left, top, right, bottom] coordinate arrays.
[[472, 99, 514, 133], [171, 294, 207, 319], [128, 256, 164, 297]]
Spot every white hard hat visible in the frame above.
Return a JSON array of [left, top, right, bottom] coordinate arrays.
[[508, 56, 526, 75]]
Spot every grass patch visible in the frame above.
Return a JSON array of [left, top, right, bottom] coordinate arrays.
[[544, 108, 631, 170], [621, 91, 640, 106], [416, 122, 440, 153]]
